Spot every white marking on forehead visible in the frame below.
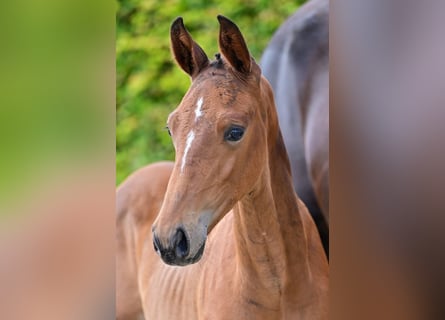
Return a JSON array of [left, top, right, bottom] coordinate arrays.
[[194, 97, 204, 121], [180, 130, 195, 173]]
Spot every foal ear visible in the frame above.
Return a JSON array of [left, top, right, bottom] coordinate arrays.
[[170, 17, 209, 78], [217, 15, 251, 74]]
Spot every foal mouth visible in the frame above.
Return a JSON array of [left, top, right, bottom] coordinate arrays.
[[163, 240, 206, 267], [189, 241, 206, 263]]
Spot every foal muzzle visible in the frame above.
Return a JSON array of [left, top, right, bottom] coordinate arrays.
[[152, 227, 205, 266]]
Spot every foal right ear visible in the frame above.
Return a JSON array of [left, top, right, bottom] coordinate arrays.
[[170, 17, 209, 79], [217, 15, 251, 74]]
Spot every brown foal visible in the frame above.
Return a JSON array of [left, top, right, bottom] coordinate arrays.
[[116, 16, 328, 320]]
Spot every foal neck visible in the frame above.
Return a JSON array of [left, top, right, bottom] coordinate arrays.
[[232, 77, 325, 308]]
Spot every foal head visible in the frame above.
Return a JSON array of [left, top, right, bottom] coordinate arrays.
[[152, 16, 276, 266]]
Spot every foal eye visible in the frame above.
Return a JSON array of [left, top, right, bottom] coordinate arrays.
[[165, 126, 171, 136], [224, 126, 245, 142]]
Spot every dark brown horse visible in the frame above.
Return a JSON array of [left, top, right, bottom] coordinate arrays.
[[260, 0, 329, 255]]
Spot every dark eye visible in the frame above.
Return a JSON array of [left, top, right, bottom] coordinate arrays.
[[165, 126, 171, 136], [224, 126, 245, 142]]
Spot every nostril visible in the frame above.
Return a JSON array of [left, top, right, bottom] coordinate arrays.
[[152, 234, 161, 255], [174, 228, 189, 258], [153, 239, 158, 253]]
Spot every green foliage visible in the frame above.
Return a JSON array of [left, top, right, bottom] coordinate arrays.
[[116, 0, 306, 185]]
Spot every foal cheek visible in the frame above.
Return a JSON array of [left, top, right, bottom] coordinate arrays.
[[217, 154, 237, 183]]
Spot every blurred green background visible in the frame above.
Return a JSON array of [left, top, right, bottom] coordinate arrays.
[[116, 0, 307, 185], [0, 0, 112, 213]]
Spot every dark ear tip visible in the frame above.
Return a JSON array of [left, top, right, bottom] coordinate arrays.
[[171, 17, 184, 31], [217, 15, 240, 32], [173, 16, 183, 24], [217, 15, 231, 25]]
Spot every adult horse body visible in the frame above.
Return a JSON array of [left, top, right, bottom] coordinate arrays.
[[260, 0, 329, 254], [116, 16, 328, 319]]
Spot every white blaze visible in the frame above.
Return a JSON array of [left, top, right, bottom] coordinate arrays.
[[180, 97, 204, 174], [181, 130, 195, 173], [194, 97, 204, 120]]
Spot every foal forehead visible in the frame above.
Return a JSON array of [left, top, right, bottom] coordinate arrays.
[[182, 74, 245, 111], [171, 65, 255, 126]]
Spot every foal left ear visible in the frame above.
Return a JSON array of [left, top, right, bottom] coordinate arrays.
[[217, 15, 251, 74], [171, 17, 209, 78]]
